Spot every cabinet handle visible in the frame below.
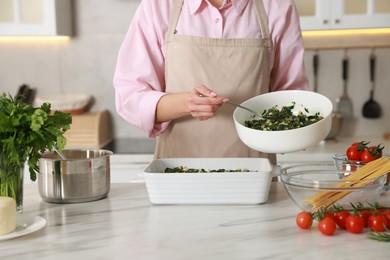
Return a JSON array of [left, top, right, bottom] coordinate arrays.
[[323, 19, 329, 24], [335, 19, 341, 24]]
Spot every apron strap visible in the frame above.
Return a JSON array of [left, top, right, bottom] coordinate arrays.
[[166, 0, 184, 41], [253, 0, 270, 40]]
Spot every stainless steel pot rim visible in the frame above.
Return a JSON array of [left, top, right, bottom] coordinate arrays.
[[40, 149, 113, 161]]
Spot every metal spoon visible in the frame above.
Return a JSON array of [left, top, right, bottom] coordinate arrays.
[[200, 94, 263, 119], [336, 53, 353, 118], [225, 101, 263, 119]]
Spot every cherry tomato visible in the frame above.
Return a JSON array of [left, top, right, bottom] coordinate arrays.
[[368, 214, 389, 232], [371, 144, 384, 156], [334, 211, 351, 229], [351, 141, 370, 148], [296, 211, 313, 230], [361, 145, 383, 163], [346, 146, 361, 161], [324, 212, 335, 222], [385, 210, 390, 218], [376, 208, 387, 214], [346, 141, 370, 161], [361, 149, 376, 162], [345, 215, 365, 234], [360, 149, 375, 163], [318, 217, 336, 236], [385, 210, 390, 228], [358, 209, 371, 227]]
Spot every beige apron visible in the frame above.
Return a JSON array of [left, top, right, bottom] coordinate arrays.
[[155, 0, 275, 164]]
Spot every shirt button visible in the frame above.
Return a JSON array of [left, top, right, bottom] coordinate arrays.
[[215, 18, 220, 23]]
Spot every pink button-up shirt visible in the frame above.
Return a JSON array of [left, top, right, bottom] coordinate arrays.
[[113, 0, 308, 138]]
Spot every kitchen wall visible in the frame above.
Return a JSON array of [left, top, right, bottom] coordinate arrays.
[[1, 0, 389, 140], [304, 48, 390, 137]]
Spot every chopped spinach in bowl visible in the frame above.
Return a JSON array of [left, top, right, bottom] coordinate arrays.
[[244, 102, 323, 131], [164, 166, 255, 173]]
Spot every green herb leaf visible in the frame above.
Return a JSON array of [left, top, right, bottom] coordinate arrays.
[[368, 231, 390, 242], [244, 102, 323, 131], [0, 92, 72, 181]]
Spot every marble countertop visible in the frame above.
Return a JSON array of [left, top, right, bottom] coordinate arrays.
[[2, 182, 389, 259]]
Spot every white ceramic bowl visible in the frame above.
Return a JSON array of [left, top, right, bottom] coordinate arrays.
[[34, 94, 92, 115], [233, 90, 333, 153]]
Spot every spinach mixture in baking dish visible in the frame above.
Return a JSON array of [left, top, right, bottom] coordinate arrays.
[[244, 102, 323, 131], [164, 166, 255, 173]]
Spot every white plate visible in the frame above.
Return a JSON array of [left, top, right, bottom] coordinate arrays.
[[0, 214, 46, 241]]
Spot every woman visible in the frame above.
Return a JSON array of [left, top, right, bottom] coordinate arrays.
[[113, 0, 308, 161]]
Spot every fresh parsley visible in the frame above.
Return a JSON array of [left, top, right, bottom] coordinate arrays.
[[0, 92, 72, 181]]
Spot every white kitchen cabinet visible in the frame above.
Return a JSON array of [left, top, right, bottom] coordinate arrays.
[[295, 0, 390, 30], [0, 0, 72, 36]]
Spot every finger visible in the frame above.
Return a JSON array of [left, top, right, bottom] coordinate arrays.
[[193, 85, 218, 98], [189, 93, 227, 105], [197, 117, 210, 121], [188, 103, 221, 116]]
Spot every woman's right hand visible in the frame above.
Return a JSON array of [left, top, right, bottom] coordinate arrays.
[[188, 85, 228, 121]]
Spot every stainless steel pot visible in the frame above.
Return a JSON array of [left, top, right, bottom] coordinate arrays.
[[38, 149, 113, 203]]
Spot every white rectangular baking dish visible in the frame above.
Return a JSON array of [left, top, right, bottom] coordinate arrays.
[[143, 158, 277, 204]]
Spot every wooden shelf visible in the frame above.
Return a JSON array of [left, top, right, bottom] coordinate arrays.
[[302, 29, 390, 50]]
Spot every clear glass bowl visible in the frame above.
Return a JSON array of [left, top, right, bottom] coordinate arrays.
[[332, 153, 390, 191], [332, 153, 365, 171], [280, 164, 387, 212]]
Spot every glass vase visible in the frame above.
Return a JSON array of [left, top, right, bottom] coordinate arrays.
[[0, 164, 24, 213]]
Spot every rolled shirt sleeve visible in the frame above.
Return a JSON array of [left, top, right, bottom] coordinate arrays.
[[113, 1, 170, 138], [266, 0, 309, 92]]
